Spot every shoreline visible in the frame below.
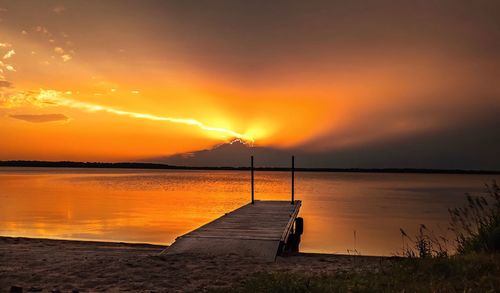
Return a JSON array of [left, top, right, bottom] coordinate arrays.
[[0, 236, 388, 292], [1, 161, 499, 174], [0, 235, 392, 258], [0, 235, 169, 249]]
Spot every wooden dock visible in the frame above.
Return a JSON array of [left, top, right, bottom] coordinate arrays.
[[166, 200, 302, 261]]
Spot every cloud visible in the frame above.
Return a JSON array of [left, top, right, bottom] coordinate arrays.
[[54, 47, 64, 54], [61, 54, 72, 62], [53, 6, 65, 14], [154, 112, 500, 170], [32, 26, 74, 62], [0, 60, 16, 74], [0, 45, 16, 78], [0, 80, 12, 88], [34, 26, 51, 36], [9, 113, 69, 123], [53, 47, 72, 62], [0, 90, 37, 108], [0, 89, 251, 141], [3, 49, 15, 59]]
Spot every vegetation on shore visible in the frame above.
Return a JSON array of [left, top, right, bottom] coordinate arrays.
[[222, 182, 500, 292], [226, 254, 500, 292]]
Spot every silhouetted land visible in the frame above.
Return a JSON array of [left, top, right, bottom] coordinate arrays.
[[0, 160, 498, 174]]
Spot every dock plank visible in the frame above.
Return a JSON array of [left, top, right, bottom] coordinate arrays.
[[166, 200, 301, 261]]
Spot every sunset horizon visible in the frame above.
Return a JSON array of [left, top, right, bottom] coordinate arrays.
[[1, 1, 498, 169]]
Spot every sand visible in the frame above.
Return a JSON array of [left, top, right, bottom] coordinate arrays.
[[0, 237, 386, 292]]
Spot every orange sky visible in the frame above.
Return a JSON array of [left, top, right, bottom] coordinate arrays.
[[1, 1, 499, 164]]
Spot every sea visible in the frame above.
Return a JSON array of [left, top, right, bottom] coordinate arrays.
[[0, 167, 497, 256]]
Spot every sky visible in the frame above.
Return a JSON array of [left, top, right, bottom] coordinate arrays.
[[0, 0, 499, 169]]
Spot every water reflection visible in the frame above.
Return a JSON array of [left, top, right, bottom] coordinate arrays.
[[0, 167, 496, 255]]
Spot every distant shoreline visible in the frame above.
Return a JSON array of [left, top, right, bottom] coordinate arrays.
[[0, 160, 498, 174]]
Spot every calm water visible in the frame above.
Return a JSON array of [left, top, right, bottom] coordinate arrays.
[[0, 167, 497, 255]]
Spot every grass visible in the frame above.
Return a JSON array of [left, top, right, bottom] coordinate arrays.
[[450, 181, 500, 254], [219, 254, 500, 292], [399, 181, 500, 258]]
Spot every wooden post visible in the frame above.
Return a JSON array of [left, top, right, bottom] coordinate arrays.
[[291, 156, 295, 204], [251, 156, 254, 204]]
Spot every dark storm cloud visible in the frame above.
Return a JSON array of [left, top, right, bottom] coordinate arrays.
[[5, 0, 499, 79], [156, 108, 500, 170], [141, 0, 500, 81], [299, 110, 500, 170], [9, 113, 69, 123]]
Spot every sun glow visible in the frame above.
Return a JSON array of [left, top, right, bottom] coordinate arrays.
[[34, 89, 254, 143], [1, 1, 498, 164]]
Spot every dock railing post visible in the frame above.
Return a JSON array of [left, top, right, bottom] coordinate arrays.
[[291, 156, 295, 204], [251, 156, 254, 204]]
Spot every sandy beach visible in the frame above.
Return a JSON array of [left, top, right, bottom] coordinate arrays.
[[0, 237, 386, 292]]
